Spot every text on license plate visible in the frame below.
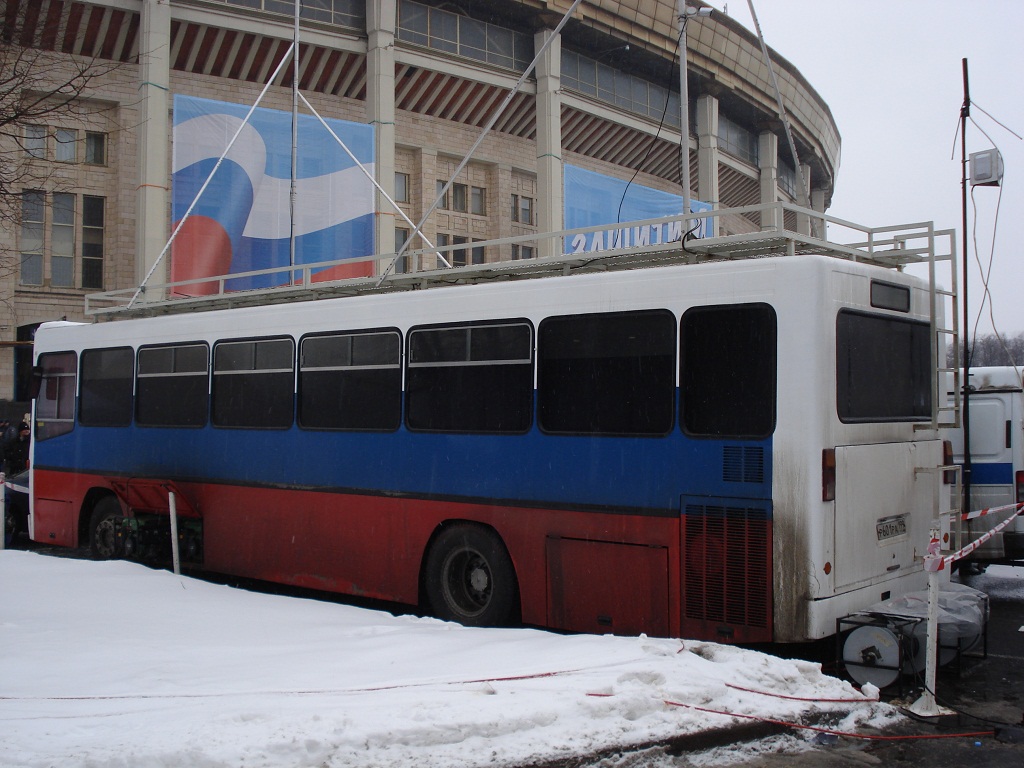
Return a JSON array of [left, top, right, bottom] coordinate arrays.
[[876, 515, 908, 542]]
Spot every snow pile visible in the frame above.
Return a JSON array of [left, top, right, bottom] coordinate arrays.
[[0, 550, 898, 767]]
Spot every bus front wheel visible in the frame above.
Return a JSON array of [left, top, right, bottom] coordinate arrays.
[[425, 525, 518, 628], [89, 497, 124, 560]]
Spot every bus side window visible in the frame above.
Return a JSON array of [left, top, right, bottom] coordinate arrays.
[[299, 330, 402, 431], [406, 321, 533, 434], [79, 347, 135, 427], [35, 351, 77, 440], [538, 310, 676, 436], [136, 343, 210, 428], [680, 303, 777, 438], [212, 337, 295, 429]]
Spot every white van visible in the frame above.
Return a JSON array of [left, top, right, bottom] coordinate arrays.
[[946, 366, 1024, 565]]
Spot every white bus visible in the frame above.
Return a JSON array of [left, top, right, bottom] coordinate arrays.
[[28, 210, 958, 643]]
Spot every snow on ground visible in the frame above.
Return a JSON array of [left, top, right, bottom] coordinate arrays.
[[0, 550, 899, 768]]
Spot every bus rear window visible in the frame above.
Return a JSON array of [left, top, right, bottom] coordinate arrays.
[[35, 351, 77, 440], [836, 310, 931, 422]]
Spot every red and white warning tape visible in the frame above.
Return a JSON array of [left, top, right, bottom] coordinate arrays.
[[954, 500, 1024, 522], [925, 505, 1023, 572]]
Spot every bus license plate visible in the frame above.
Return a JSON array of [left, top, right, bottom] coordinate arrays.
[[876, 515, 908, 542]]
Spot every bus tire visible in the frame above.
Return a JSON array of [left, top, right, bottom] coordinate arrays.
[[89, 497, 124, 560], [425, 525, 518, 627]]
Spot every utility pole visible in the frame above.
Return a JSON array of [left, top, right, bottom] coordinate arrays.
[[960, 58, 972, 516]]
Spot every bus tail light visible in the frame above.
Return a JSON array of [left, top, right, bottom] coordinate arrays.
[[822, 449, 836, 502], [943, 440, 955, 485], [1016, 470, 1024, 504]]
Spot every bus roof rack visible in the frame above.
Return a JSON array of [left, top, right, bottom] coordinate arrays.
[[85, 202, 954, 320]]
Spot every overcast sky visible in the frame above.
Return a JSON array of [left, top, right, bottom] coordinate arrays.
[[706, 0, 1024, 338]]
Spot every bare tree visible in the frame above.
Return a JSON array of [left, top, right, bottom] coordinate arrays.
[[0, 10, 124, 270], [948, 332, 1024, 368]]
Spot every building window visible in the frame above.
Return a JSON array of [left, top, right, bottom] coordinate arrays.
[[51, 193, 75, 288], [55, 128, 76, 162], [395, 227, 410, 273], [435, 180, 449, 210], [395, 172, 410, 203], [452, 235, 468, 266], [512, 244, 534, 260], [24, 125, 46, 159], [718, 113, 759, 166], [471, 242, 485, 264], [561, 49, 681, 129], [397, 0, 532, 72], [451, 183, 467, 212], [82, 195, 104, 289], [471, 186, 486, 215], [85, 132, 106, 165], [512, 194, 534, 225], [20, 191, 44, 285], [293, 0, 365, 29]]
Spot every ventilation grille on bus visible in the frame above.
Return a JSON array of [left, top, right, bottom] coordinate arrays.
[[723, 446, 765, 484], [681, 501, 772, 642]]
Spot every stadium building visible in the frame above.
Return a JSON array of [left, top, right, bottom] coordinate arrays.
[[0, 0, 839, 402]]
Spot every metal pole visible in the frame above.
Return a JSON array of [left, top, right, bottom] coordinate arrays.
[[290, 0, 300, 272], [961, 58, 972, 528], [169, 491, 181, 576], [678, 1, 691, 227], [678, 3, 711, 236], [0, 473, 6, 551]]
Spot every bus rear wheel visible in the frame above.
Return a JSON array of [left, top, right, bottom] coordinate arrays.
[[425, 525, 517, 627], [89, 497, 124, 560]]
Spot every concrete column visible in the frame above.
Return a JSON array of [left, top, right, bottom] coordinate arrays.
[[796, 162, 813, 235], [367, 0, 397, 265], [695, 93, 719, 237], [758, 131, 780, 231], [811, 187, 828, 239], [418, 148, 438, 270], [497, 163, 513, 261], [534, 28, 562, 257], [136, 0, 171, 296]]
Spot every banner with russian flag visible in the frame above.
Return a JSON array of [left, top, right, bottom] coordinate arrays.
[[171, 95, 375, 293]]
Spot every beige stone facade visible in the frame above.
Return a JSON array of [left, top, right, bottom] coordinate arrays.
[[0, 0, 839, 402]]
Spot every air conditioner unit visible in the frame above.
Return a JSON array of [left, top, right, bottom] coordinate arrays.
[[969, 148, 1003, 187]]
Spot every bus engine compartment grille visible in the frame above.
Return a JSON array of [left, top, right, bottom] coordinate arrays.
[[681, 499, 773, 643]]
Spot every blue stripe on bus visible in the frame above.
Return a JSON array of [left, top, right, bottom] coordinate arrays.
[[966, 461, 1013, 485], [37, 424, 772, 515]]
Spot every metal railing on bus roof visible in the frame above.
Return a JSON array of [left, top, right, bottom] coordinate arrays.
[[84, 201, 952, 320]]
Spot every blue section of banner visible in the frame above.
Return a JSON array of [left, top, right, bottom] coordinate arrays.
[[563, 165, 712, 254]]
